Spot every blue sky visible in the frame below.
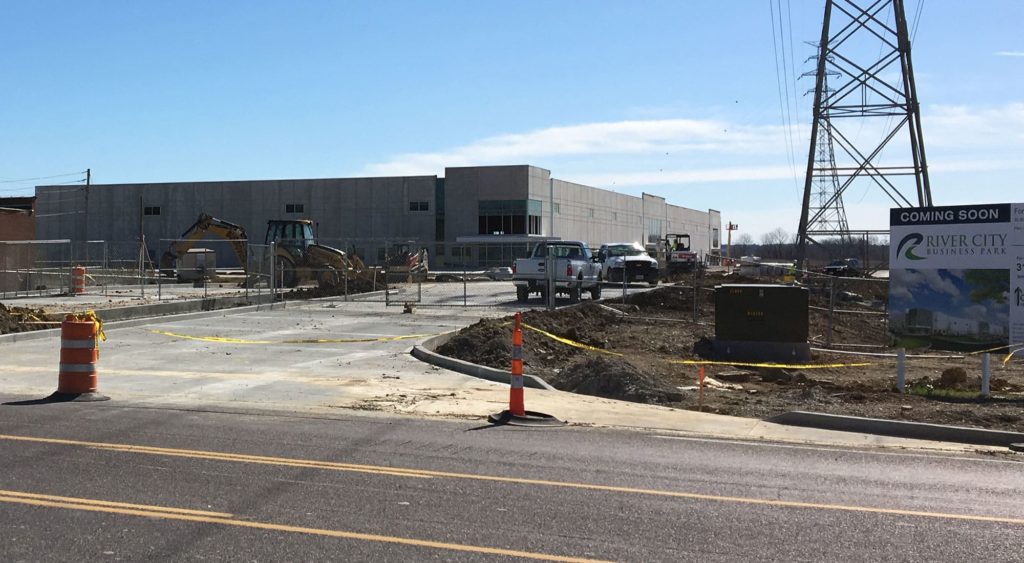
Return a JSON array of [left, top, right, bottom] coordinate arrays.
[[1, 1, 1022, 239]]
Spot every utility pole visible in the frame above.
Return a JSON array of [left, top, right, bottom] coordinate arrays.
[[725, 222, 738, 260], [795, 0, 932, 273]]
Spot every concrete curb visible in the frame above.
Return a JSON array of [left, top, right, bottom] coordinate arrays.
[[411, 332, 555, 391], [770, 411, 1024, 448], [0, 297, 286, 345]]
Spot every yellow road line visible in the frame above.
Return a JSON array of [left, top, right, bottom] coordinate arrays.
[[0, 435, 432, 479], [0, 490, 607, 563], [2, 434, 1022, 527], [149, 329, 435, 345], [0, 490, 232, 517]]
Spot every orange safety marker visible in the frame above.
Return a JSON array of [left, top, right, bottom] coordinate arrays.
[[53, 312, 109, 402], [509, 312, 525, 416], [487, 312, 563, 427], [71, 266, 86, 295]]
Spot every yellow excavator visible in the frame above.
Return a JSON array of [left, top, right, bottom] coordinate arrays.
[[160, 213, 365, 288], [159, 214, 248, 280]]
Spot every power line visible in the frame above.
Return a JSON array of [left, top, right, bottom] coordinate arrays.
[[770, 0, 799, 194], [0, 179, 85, 194], [0, 171, 86, 184]]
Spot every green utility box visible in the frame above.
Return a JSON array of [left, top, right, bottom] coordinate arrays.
[[713, 284, 809, 362]]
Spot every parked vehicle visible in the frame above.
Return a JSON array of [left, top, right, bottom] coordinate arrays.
[[824, 258, 862, 277], [512, 241, 602, 303], [596, 242, 659, 285]]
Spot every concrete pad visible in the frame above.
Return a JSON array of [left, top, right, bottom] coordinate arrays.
[[0, 299, 1003, 455]]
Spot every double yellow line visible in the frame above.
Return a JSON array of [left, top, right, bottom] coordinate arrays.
[[2, 434, 1023, 528], [0, 489, 604, 562]]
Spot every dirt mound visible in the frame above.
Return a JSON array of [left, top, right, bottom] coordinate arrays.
[[622, 285, 694, 311], [283, 276, 383, 300], [520, 303, 622, 349], [0, 303, 51, 335], [436, 318, 512, 368], [547, 356, 684, 404]]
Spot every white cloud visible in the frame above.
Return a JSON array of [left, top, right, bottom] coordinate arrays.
[[996, 51, 1024, 57], [362, 118, 786, 177], [364, 103, 1024, 185], [925, 103, 1024, 148]]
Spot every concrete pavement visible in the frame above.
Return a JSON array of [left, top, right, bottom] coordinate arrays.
[[0, 297, 1009, 454]]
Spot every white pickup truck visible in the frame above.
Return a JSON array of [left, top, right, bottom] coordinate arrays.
[[512, 241, 602, 303]]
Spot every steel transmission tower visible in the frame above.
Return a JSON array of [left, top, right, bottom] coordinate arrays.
[[795, 0, 932, 269], [805, 69, 851, 242]]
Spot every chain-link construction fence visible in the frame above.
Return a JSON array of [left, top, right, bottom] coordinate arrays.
[[710, 260, 890, 347], [0, 240, 72, 298]]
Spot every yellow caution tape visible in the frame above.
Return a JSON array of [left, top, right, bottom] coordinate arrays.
[[1002, 346, 1024, 366], [149, 330, 435, 345], [965, 343, 1021, 356], [520, 323, 623, 356], [669, 359, 873, 369], [518, 321, 868, 368], [65, 310, 106, 342]]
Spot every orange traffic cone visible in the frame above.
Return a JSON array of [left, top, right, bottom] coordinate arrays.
[[488, 312, 562, 426]]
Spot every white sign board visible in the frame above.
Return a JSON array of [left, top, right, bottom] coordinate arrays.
[[889, 203, 1024, 351]]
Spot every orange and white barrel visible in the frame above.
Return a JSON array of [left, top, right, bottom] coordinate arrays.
[[71, 266, 86, 295], [58, 315, 99, 394]]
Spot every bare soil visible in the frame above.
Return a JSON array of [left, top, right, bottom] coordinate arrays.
[[0, 303, 55, 335], [437, 271, 1024, 432]]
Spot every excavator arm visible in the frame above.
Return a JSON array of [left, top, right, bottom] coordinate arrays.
[[159, 213, 249, 277]]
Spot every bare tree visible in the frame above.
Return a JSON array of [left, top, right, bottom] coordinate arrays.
[[732, 233, 754, 257], [760, 228, 790, 259]]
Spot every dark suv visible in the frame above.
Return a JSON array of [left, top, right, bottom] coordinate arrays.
[[824, 258, 862, 277]]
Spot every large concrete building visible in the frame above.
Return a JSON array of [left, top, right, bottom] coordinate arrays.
[[35, 165, 721, 268]]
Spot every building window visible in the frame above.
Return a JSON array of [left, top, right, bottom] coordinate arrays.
[[143, 206, 161, 216], [377, 248, 386, 261], [286, 203, 304, 214], [528, 215, 540, 235], [612, 212, 618, 222], [409, 201, 429, 212], [588, 208, 595, 218], [552, 202, 561, 214], [646, 218, 663, 244], [477, 199, 540, 236], [712, 228, 720, 248]]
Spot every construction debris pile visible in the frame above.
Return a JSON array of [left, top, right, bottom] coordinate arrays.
[[0, 303, 53, 335]]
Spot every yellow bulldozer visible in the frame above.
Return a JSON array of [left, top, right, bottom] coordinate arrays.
[[159, 213, 365, 288]]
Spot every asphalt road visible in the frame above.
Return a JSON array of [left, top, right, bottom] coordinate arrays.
[[1, 399, 1021, 562]]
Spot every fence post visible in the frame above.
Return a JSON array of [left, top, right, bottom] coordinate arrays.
[[621, 266, 627, 303], [896, 348, 906, 392], [269, 241, 276, 301], [692, 266, 698, 323], [546, 252, 555, 310], [828, 277, 835, 348], [981, 353, 990, 398], [463, 261, 468, 307]]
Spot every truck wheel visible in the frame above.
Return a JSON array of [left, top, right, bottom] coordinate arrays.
[[647, 276, 659, 286], [516, 286, 529, 303], [569, 284, 581, 304], [590, 283, 601, 301]]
